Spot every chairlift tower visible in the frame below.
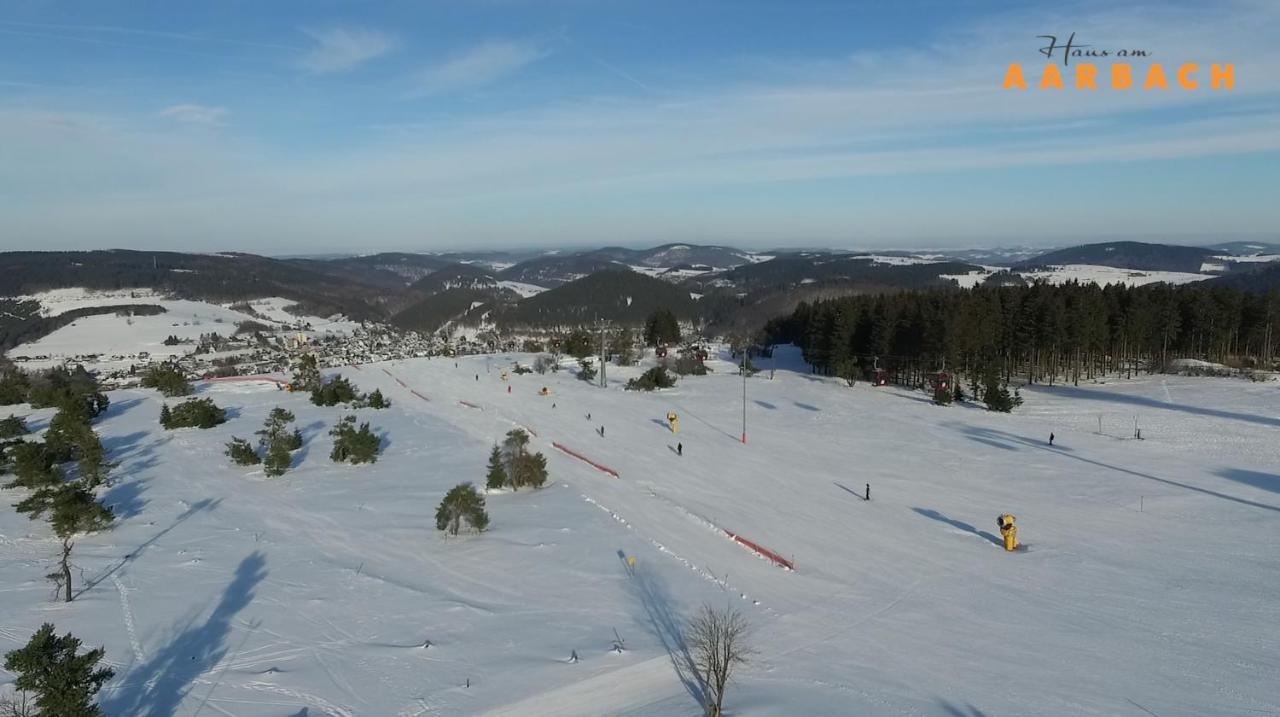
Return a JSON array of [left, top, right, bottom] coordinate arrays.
[[596, 319, 611, 388]]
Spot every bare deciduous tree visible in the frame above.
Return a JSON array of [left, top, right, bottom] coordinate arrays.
[[686, 603, 752, 716], [0, 691, 35, 717]]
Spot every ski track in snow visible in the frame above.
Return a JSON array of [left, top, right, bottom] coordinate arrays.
[[111, 574, 145, 664]]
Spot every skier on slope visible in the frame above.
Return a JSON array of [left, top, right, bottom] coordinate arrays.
[[677, 442, 683, 456], [1049, 432, 1055, 446]]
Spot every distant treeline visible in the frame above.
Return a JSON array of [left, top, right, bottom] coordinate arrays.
[[763, 282, 1280, 386], [0, 301, 166, 352]]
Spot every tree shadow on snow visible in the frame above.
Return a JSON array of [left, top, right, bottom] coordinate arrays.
[[628, 562, 708, 711], [1024, 384, 1280, 429], [102, 478, 149, 520], [754, 400, 776, 410], [105, 397, 146, 420], [290, 442, 310, 469], [912, 508, 1003, 547], [937, 700, 991, 717], [77, 498, 222, 598], [103, 430, 150, 458], [299, 420, 327, 440], [792, 401, 821, 412], [104, 551, 267, 717], [1216, 468, 1280, 496], [950, 424, 1280, 515]]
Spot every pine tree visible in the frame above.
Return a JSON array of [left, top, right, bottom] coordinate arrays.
[[502, 429, 530, 490], [161, 398, 227, 429], [140, 363, 192, 397], [982, 378, 1016, 413], [329, 415, 381, 464], [435, 483, 489, 536], [3, 623, 114, 717], [485, 445, 508, 491], [75, 429, 109, 489], [256, 407, 296, 449], [643, 309, 681, 347], [626, 366, 676, 391], [292, 354, 321, 392], [263, 440, 292, 477], [15, 483, 114, 538], [4, 441, 61, 490], [520, 452, 549, 489], [562, 328, 595, 359], [576, 358, 597, 383], [225, 437, 261, 466], [835, 359, 859, 387], [365, 389, 391, 409], [311, 376, 360, 406], [0, 414, 28, 438], [15, 483, 113, 602], [610, 327, 637, 366]]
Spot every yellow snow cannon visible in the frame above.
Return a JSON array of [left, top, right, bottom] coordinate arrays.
[[997, 514, 1019, 552], [539, 386, 552, 396], [666, 412, 679, 434]]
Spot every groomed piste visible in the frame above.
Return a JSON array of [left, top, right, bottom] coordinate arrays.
[[2, 345, 1277, 716]]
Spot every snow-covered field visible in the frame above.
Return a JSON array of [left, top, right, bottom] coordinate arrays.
[[2, 349, 1278, 715], [495, 281, 548, 298], [1016, 264, 1215, 287], [7, 291, 360, 368]]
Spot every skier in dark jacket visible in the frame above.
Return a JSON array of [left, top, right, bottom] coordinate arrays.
[[1049, 432, 1055, 446], [677, 442, 683, 456]]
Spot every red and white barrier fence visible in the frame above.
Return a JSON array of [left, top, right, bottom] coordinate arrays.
[[723, 529, 794, 570], [551, 442, 619, 478], [203, 375, 288, 386]]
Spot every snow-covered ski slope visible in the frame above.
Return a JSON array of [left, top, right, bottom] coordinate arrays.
[[1, 348, 1277, 716]]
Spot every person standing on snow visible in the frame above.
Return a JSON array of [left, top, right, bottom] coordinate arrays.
[[1049, 432, 1055, 446], [677, 442, 683, 456]]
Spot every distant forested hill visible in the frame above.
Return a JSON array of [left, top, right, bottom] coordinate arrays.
[[496, 269, 696, 327], [1017, 242, 1217, 273], [0, 250, 384, 319], [1207, 263, 1280, 292]]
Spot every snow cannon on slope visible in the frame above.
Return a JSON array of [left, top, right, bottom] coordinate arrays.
[[666, 411, 679, 434], [997, 514, 1019, 552]]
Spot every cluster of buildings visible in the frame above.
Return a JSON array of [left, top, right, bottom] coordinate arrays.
[[86, 324, 511, 389]]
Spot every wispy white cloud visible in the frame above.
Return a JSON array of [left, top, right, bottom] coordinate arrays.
[[298, 26, 396, 74], [3, 1, 1279, 250], [159, 104, 228, 126], [409, 40, 547, 96]]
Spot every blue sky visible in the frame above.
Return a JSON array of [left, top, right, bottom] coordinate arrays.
[[1, 0, 1277, 253]]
